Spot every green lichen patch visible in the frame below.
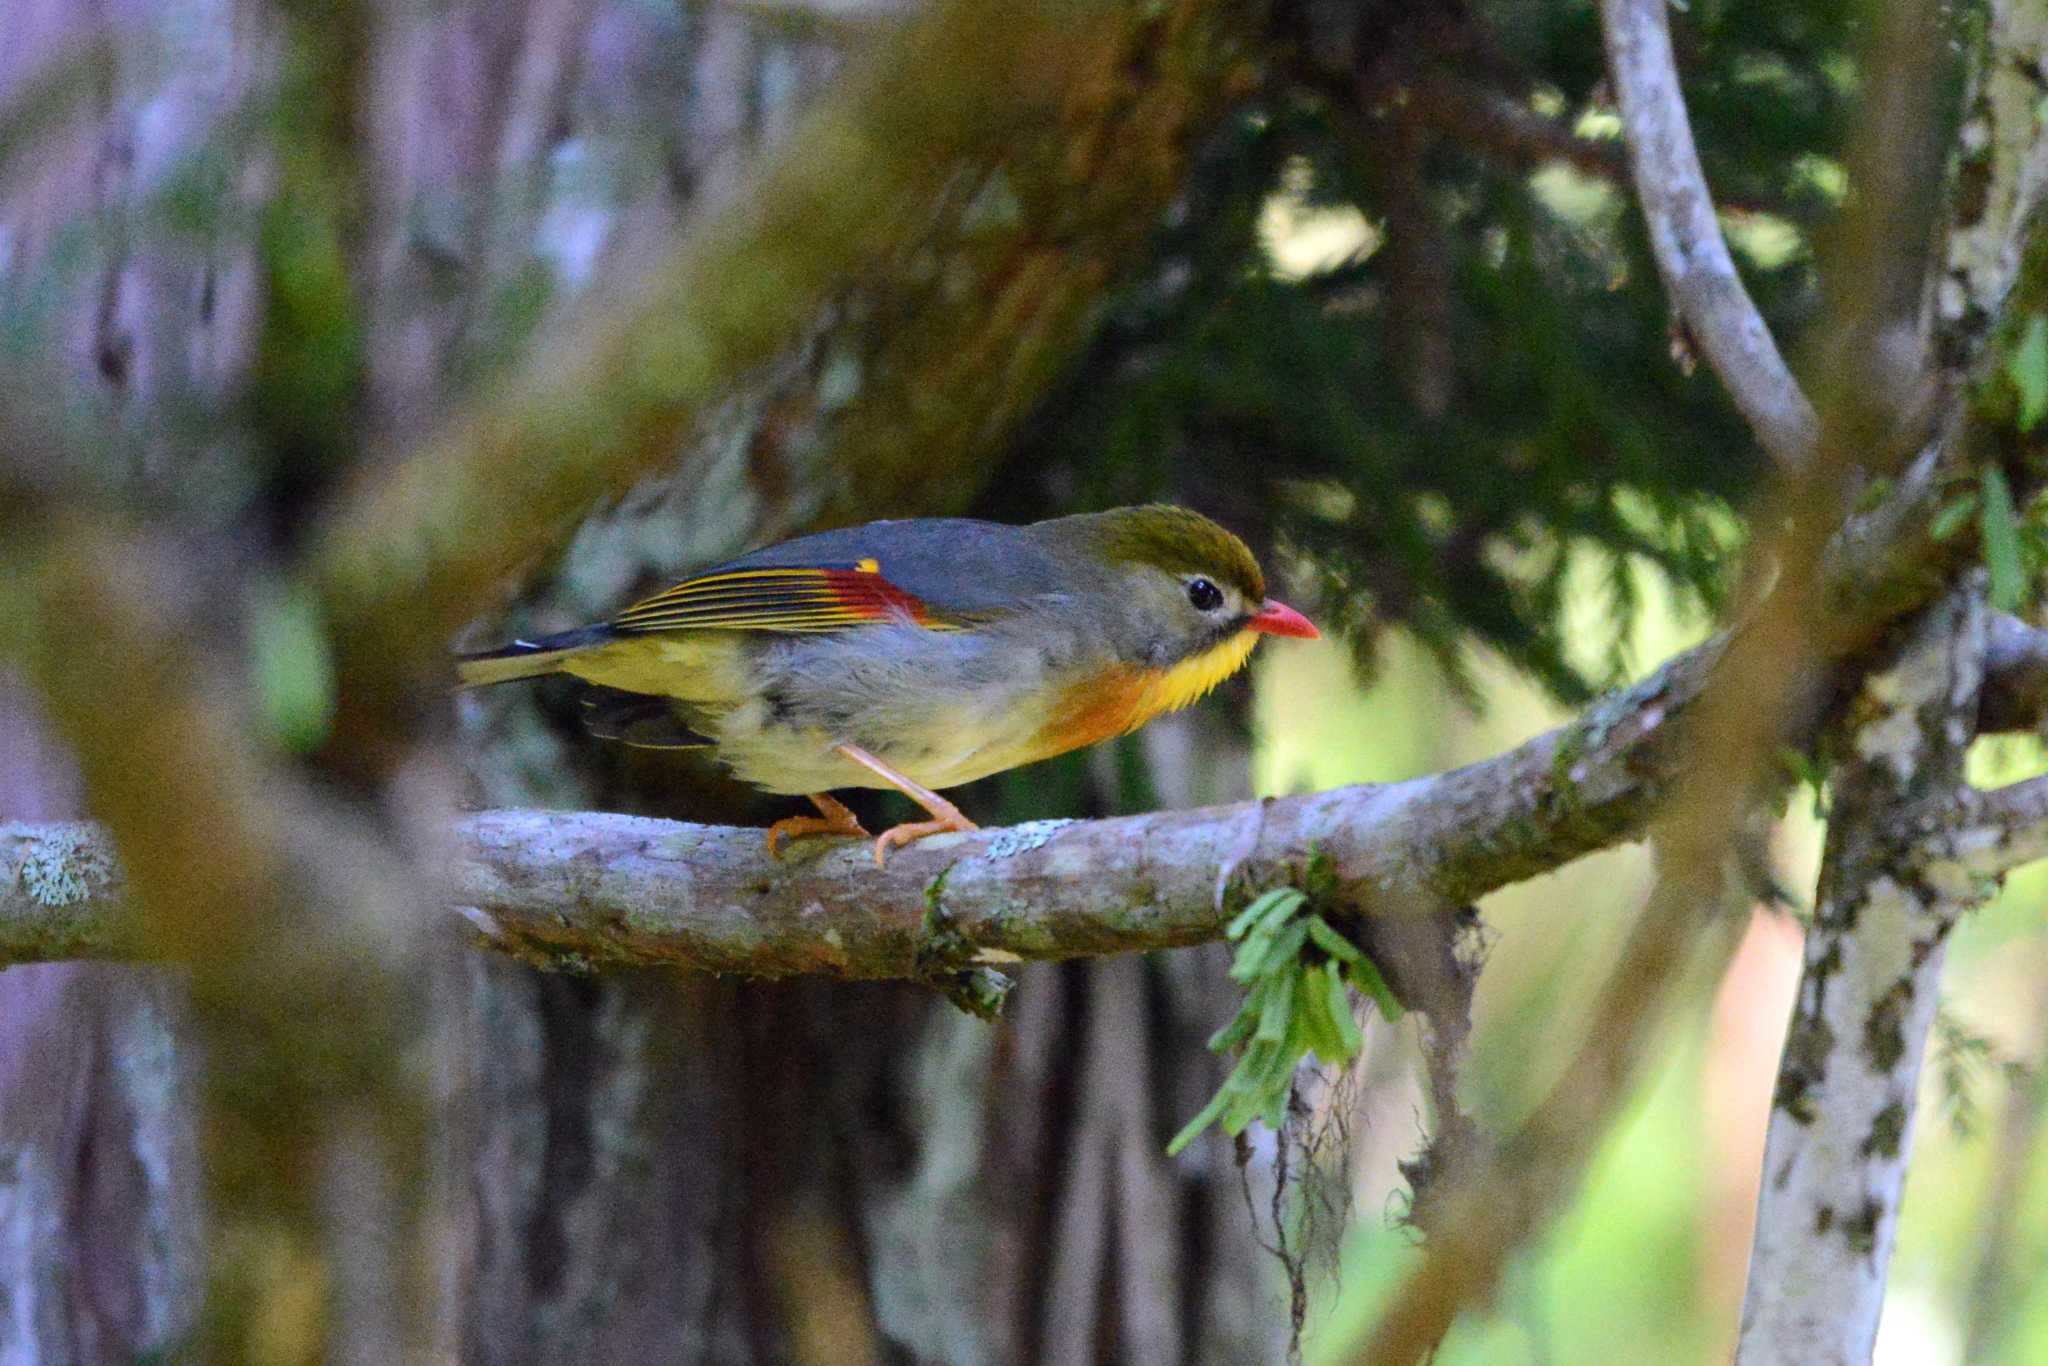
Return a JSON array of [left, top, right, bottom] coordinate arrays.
[[16, 827, 118, 908], [914, 865, 1013, 1019]]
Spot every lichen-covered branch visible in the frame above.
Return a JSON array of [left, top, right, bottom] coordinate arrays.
[[1916, 771, 2048, 877], [1937, 0, 2048, 367], [1357, 10, 1975, 1351], [0, 635, 1741, 977], [11, 611, 2048, 978], [1599, 0, 1819, 467], [1737, 585, 1990, 1365]]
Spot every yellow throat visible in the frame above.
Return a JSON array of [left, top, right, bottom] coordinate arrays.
[[1131, 629, 1261, 731]]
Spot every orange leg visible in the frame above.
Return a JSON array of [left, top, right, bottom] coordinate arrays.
[[766, 792, 870, 856], [833, 743, 979, 867]]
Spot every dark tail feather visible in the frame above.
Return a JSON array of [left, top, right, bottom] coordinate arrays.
[[455, 625, 615, 687]]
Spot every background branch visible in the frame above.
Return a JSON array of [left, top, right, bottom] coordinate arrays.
[[1600, 0, 1820, 467], [1402, 71, 1799, 222]]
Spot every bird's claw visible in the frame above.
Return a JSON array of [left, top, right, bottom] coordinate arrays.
[[767, 794, 869, 856], [871, 809, 979, 868]]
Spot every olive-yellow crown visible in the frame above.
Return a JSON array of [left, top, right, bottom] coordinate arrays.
[[1054, 505, 1266, 601]]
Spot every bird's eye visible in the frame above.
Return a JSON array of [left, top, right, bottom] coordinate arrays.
[[1186, 577, 1223, 612]]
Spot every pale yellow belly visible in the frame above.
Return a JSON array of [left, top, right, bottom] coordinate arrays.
[[550, 623, 1253, 798], [557, 633, 1051, 795]]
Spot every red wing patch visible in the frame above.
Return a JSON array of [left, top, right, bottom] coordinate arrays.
[[609, 560, 960, 634]]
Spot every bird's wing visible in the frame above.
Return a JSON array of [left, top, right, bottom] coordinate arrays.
[[608, 558, 965, 634], [578, 686, 715, 748]]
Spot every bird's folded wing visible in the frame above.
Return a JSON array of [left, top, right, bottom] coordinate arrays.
[[609, 561, 963, 633]]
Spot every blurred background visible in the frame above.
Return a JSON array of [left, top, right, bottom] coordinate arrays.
[[0, 0, 2042, 1361]]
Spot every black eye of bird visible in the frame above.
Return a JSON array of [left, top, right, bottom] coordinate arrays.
[[1186, 577, 1223, 612]]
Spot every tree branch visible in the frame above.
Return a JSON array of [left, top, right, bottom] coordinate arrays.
[[1936, 0, 2048, 370], [1362, 7, 1970, 1349], [1734, 0, 2048, 1342], [1599, 0, 1820, 467], [11, 615, 2048, 977], [1405, 72, 1629, 184], [1402, 71, 1797, 221], [1910, 771, 2048, 883], [5, 524, 440, 1356]]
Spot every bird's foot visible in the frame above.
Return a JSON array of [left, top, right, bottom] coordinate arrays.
[[823, 744, 981, 867], [766, 793, 870, 857], [872, 804, 979, 868]]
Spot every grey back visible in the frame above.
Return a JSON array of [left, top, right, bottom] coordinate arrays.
[[715, 518, 1079, 617]]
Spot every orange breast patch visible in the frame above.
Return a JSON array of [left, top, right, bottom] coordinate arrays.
[[1026, 666, 1152, 764]]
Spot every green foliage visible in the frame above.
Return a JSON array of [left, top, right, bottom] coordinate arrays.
[[1932, 1004, 2031, 1140], [998, 0, 1874, 703], [249, 580, 337, 753], [1931, 489, 1981, 542], [1929, 465, 2048, 612], [1981, 467, 2030, 611], [1166, 886, 1399, 1156], [1952, 465, 2048, 614], [2005, 314, 2048, 433]]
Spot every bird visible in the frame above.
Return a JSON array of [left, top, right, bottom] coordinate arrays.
[[457, 505, 1319, 865]]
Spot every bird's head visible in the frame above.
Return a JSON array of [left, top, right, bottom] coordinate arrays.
[[1042, 505, 1319, 718]]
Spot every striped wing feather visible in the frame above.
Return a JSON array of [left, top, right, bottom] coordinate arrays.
[[609, 560, 960, 634]]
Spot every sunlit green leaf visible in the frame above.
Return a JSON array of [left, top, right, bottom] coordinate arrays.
[[1304, 913, 1364, 964], [2008, 314, 2048, 432], [1254, 968, 1296, 1044], [250, 581, 336, 754], [1929, 491, 1979, 542], [1166, 1090, 1232, 1157], [1227, 886, 1301, 937], [1172, 880, 1397, 1153], [1345, 954, 1405, 1024], [1981, 467, 2028, 611], [1327, 969, 1364, 1055]]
